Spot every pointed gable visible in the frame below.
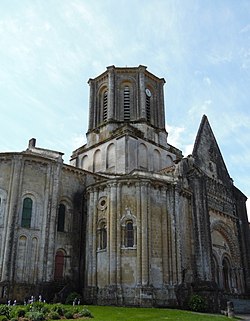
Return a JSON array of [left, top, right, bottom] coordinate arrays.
[[192, 115, 232, 185]]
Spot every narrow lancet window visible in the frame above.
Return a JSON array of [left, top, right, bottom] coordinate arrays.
[[125, 220, 134, 247], [21, 197, 32, 228], [57, 203, 66, 232]]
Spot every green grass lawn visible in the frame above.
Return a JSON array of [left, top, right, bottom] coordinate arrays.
[[82, 305, 234, 321]]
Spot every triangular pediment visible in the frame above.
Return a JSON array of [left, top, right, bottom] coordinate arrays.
[[192, 115, 232, 184]]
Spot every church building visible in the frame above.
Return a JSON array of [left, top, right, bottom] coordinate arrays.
[[0, 65, 249, 308]]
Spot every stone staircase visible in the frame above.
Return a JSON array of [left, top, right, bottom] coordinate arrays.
[[231, 299, 250, 314]]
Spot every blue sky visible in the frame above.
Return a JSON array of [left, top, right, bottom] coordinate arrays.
[[0, 0, 250, 216]]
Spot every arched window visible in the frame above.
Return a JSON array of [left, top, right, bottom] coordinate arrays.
[[153, 149, 161, 171], [93, 149, 102, 172], [166, 155, 173, 167], [16, 235, 27, 282], [107, 143, 115, 170], [21, 197, 32, 228], [125, 220, 134, 247], [138, 143, 148, 169], [57, 204, 65, 232], [103, 90, 108, 122], [98, 221, 107, 250], [222, 257, 231, 292], [124, 86, 130, 121], [54, 250, 65, 281], [81, 155, 88, 170], [121, 208, 137, 249]]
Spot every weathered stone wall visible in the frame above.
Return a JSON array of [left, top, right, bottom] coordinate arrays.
[[0, 152, 87, 301]]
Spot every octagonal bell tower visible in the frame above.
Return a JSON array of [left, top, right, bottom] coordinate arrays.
[[71, 65, 182, 174]]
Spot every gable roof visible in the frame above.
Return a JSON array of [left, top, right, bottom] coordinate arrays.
[[192, 115, 232, 185]]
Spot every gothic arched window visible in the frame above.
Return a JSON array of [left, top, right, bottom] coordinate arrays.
[[21, 197, 32, 228], [57, 204, 66, 232], [124, 86, 130, 121]]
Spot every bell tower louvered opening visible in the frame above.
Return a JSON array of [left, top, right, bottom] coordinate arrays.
[[124, 86, 130, 121], [103, 90, 108, 122]]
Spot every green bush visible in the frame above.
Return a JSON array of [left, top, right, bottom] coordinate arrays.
[[26, 311, 45, 321], [0, 316, 8, 321], [78, 308, 93, 318], [10, 318, 18, 321], [188, 294, 208, 312], [64, 311, 73, 319], [51, 304, 64, 316], [10, 307, 27, 318], [31, 302, 46, 312], [40, 305, 50, 315], [0, 306, 11, 319], [65, 292, 82, 305], [48, 311, 60, 320]]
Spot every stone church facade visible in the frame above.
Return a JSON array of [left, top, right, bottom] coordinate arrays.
[[0, 66, 250, 308]]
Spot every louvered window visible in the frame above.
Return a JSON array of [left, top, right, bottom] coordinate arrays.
[[103, 91, 108, 121], [124, 86, 130, 121], [146, 95, 151, 122]]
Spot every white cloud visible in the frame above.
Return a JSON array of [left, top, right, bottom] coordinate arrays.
[[71, 134, 86, 151], [208, 51, 233, 64], [240, 24, 250, 33], [188, 99, 212, 118], [203, 77, 211, 86], [183, 144, 194, 157], [166, 124, 185, 148], [240, 48, 250, 69]]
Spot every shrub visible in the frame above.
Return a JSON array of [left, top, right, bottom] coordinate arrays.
[[31, 302, 46, 312], [11, 318, 18, 321], [64, 311, 73, 319], [78, 308, 93, 318], [0, 316, 8, 321], [48, 311, 60, 320], [51, 304, 64, 316], [26, 311, 45, 321], [0, 306, 11, 319], [11, 307, 27, 318], [188, 294, 208, 312], [65, 292, 82, 305], [40, 305, 50, 315]]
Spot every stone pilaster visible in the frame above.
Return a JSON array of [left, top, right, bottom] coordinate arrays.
[[136, 182, 142, 286], [86, 188, 94, 287], [92, 188, 98, 286], [141, 182, 149, 286], [88, 79, 94, 130], [109, 182, 117, 284], [139, 66, 146, 120], [107, 66, 115, 121], [1, 156, 23, 282], [161, 186, 169, 284], [44, 161, 62, 281]]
